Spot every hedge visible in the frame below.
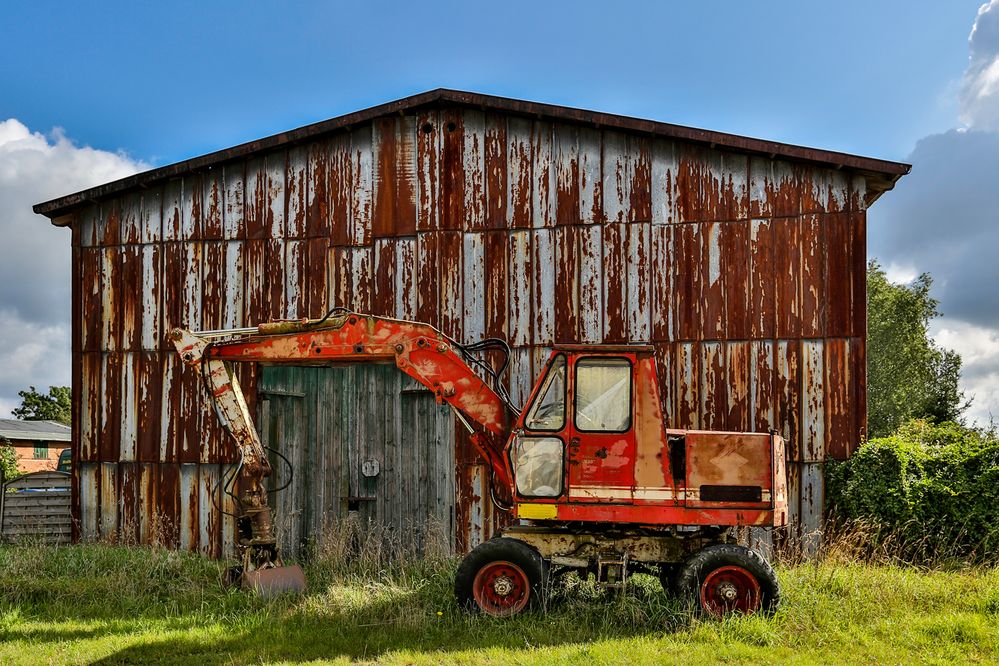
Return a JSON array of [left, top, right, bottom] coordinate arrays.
[[825, 420, 999, 562]]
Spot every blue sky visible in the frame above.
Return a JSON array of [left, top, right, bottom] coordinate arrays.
[[1, 1, 982, 164], [2, 0, 999, 424]]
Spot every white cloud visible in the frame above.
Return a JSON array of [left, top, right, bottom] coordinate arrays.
[[0, 119, 146, 417], [931, 318, 999, 426], [961, 0, 999, 130]]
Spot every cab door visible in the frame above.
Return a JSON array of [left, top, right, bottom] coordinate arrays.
[[566, 355, 637, 503]]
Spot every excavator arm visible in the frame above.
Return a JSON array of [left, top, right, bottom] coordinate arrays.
[[169, 311, 517, 593]]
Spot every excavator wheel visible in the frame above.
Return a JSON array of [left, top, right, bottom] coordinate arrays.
[[674, 544, 779, 617], [455, 537, 546, 617]]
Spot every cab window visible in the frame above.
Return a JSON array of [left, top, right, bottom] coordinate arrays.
[[574, 357, 631, 432], [524, 355, 566, 431]]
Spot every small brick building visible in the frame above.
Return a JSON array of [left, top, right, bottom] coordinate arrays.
[[0, 420, 71, 474]]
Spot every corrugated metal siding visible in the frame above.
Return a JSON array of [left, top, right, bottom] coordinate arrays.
[[72, 105, 868, 555]]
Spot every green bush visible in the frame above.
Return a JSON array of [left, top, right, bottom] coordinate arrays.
[[825, 419, 999, 562]]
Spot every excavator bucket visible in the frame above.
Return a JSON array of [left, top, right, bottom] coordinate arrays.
[[241, 565, 307, 598]]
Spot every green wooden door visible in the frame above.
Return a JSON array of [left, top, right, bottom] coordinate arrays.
[[258, 363, 455, 558]]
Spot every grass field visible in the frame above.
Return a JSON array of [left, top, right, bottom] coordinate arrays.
[[0, 541, 996, 665]]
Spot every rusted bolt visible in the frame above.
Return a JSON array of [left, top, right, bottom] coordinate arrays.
[[349, 317, 357, 325], [353, 344, 364, 353], [437, 344, 447, 353], [394, 344, 404, 353], [417, 338, 426, 347], [315, 347, 322, 354]]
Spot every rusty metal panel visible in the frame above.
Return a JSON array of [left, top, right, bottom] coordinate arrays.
[[159, 353, 202, 464], [119, 352, 138, 461], [99, 352, 121, 462], [78, 204, 101, 247], [653, 343, 676, 427], [799, 461, 824, 555], [776, 340, 801, 460], [140, 244, 161, 350], [201, 170, 224, 240], [801, 339, 825, 462], [508, 347, 534, 410], [750, 340, 776, 432], [120, 245, 141, 351], [287, 238, 331, 320], [482, 230, 507, 338], [824, 338, 851, 460], [198, 464, 221, 558], [803, 167, 848, 215], [80, 248, 102, 351], [286, 145, 308, 239], [602, 222, 626, 342], [79, 352, 101, 462], [800, 215, 824, 338], [437, 231, 463, 340], [726, 341, 750, 432], [244, 238, 281, 322], [245, 154, 285, 240], [506, 116, 533, 229], [118, 462, 139, 543], [676, 341, 700, 430], [603, 131, 630, 225], [700, 222, 725, 340], [136, 351, 161, 463], [350, 126, 373, 244], [554, 124, 579, 227], [223, 162, 245, 240], [99, 462, 118, 538], [120, 192, 142, 245], [394, 238, 417, 320], [578, 126, 602, 225], [79, 462, 99, 540], [774, 217, 801, 338], [462, 110, 486, 231], [553, 225, 580, 343], [749, 219, 776, 339], [850, 212, 867, 338], [373, 117, 418, 237], [371, 238, 395, 318], [158, 463, 180, 547], [652, 139, 678, 225], [532, 121, 554, 229], [161, 242, 200, 342], [161, 179, 183, 242], [532, 227, 555, 345], [786, 460, 801, 535], [330, 245, 372, 314], [750, 157, 801, 219], [179, 463, 199, 551], [578, 224, 603, 343], [417, 110, 441, 232], [824, 213, 852, 338], [722, 220, 749, 340], [415, 231, 440, 327], [673, 223, 700, 340], [849, 173, 868, 212], [508, 230, 532, 346], [626, 222, 651, 341], [463, 233, 485, 341], [484, 113, 507, 230], [101, 246, 122, 351], [306, 139, 330, 238], [700, 341, 726, 430], [139, 187, 162, 244]]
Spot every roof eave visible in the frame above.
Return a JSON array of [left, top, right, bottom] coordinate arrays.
[[33, 88, 911, 221]]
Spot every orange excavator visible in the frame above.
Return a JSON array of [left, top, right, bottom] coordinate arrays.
[[171, 309, 787, 616]]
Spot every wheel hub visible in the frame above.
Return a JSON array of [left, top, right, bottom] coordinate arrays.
[[717, 581, 738, 601], [492, 575, 514, 597]]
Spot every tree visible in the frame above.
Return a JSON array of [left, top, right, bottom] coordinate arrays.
[[0, 436, 18, 482], [12, 386, 71, 425], [867, 261, 969, 438]]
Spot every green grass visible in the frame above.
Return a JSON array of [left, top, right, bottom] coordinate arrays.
[[0, 543, 996, 665]]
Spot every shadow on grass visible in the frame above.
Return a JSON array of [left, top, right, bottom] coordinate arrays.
[[75, 583, 693, 664]]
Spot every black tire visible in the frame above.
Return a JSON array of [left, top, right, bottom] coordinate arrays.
[[454, 537, 546, 616], [674, 544, 779, 617], [658, 562, 680, 596]]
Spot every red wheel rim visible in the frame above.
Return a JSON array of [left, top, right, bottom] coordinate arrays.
[[699, 565, 762, 617], [472, 560, 531, 616]]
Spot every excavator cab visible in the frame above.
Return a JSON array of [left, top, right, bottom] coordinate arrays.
[[507, 347, 788, 528]]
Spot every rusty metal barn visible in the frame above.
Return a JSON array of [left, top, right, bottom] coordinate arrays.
[[33, 89, 909, 558]]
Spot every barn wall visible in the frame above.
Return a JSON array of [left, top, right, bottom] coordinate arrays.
[[70, 104, 868, 554]]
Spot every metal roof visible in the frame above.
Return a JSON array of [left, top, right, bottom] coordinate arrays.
[[0, 419, 72, 442], [32, 89, 910, 222]]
